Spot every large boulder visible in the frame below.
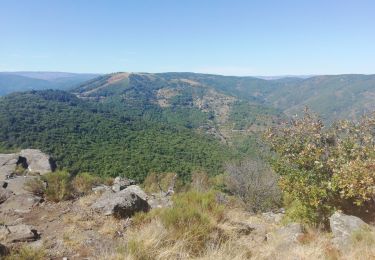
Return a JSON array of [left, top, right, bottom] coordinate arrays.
[[0, 224, 40, 243], [329, 211, 370, 249], [91, 185, 150, 218], [19, 149, 54, 175]]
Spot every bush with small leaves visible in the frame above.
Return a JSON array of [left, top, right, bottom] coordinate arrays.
[[265, 109, 375, 225]]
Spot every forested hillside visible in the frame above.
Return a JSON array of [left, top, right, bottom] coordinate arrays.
[[1, 72, 375, 182], [0, 90, 231, 181]]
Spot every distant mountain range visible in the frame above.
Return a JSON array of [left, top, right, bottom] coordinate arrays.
[[0, 71, 100, 96], [1, 71, 375, 122]]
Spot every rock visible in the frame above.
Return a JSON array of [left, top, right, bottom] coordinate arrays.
[[329, 211, 370, 249], [0, 187, 13, 204], [91, 185, 150, 218], [19, 149, 55, 175], [0, 224, 40, 243], [0, 154, 18, 181], [92, 185, 111, 194], [0, 149, 54, 181], [124, 185, 148, 200], [111, 177, 136, 192], [6, 176, 38, 195], [262, 211, 284, 224], [0, 243, 9, 257], [267, 223, 303, 247], [0, 194, 41, 214], [148, 193, 173, 209]]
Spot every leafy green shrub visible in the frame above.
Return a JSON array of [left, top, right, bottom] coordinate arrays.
[[265, 109, 375, 225], [42, 171, 73, 202]]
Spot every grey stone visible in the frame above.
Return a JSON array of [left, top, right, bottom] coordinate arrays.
[[148, 193, 173, 209], [0, 154, 18, 181], [0, 187, 13, 204], [262, 211, 284, 224], [19, 149, 54, 175], [329, 211, 370, 249], [266, 223, 304, 247], [0, 150, 54, 181], [0, 194, 41, 214], [92, 185, 111, 194], [0, 224, 40, 243], [111, 177, 136, 192], [91, 185, 150, 218]]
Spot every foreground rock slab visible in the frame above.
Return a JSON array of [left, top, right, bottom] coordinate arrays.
[[91, 185, 150, 218], [329, 211, 370, 249], [0, 224, 40, 243], [0, 194, 41, 214]]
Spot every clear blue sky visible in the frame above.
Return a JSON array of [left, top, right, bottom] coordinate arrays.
[[1, 0, 374, 75]]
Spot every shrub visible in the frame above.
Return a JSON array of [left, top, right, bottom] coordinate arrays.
[[42, 171, 73, 202], [142, 172, 183, 194], [71, 172, 101, 195], [129, 191, 224, 257], [24, 178, 45, 196], [225, 159, 281, 213], [265, 109, 375, 225], [190, 171, 211, 192]]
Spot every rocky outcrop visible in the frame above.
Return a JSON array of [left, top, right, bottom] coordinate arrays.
[[0, 224, 40, 243], [19, 149, 55, 175], [262, 211, 284, 224], [0, 149, 54, 181], [91, 185, 150, 218], [329, 211, 370, 249], [111, 176, 136, 192]]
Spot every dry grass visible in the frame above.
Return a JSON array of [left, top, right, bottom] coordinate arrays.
[[115, 192, 375, 260]]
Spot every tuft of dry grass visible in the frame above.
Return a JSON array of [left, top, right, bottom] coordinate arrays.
[[4, 246, 45, 260]]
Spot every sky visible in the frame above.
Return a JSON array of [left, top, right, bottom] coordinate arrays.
[[0, 0, 374, 76]]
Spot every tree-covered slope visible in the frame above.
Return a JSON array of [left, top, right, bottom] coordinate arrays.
[[0, 90, 230, 181], [265, 74, 375, 121], [73, 72, 375, 123], [72, 72, 282, 131]]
